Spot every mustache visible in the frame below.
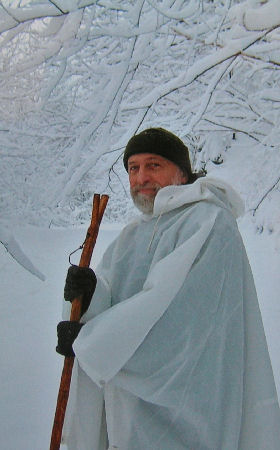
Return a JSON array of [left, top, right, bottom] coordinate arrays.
[[130, 183, 161, 194]]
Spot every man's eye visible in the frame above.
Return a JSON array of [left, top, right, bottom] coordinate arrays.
[[129, 166, 138, 173]]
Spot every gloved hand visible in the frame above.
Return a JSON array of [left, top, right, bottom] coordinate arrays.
[[56, 321, 84, 357], [64, 265, 97, 315]]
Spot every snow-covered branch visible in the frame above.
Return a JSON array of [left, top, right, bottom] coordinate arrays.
[[0, 0, 128, 33], [1, 0, 280, 235], [229, 0, 280, 31], [0, 225, 45, 281]]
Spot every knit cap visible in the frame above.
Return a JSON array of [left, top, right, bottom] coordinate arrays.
[[123, 128, 197, 183]]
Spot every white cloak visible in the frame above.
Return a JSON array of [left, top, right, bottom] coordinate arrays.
[[62, 177, 280, 450]]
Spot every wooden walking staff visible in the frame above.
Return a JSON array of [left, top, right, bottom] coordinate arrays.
[[50, 193, 109, 450]]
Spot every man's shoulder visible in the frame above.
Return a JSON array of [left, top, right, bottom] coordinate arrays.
[[174, 200, 240, 248], [178, 195, 236, 222], [154, 178, 244, 222]]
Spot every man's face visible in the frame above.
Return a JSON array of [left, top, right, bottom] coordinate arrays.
[[128, 153, 187, 214]]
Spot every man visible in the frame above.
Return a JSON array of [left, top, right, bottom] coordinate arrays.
[[57, 128, 280, 449]]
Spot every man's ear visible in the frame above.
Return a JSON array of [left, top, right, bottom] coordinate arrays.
[[181, 171, 188, 185]]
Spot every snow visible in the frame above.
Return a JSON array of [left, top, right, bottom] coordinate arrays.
[[0, 224, 45, 281], [122, 30, 269, 111], [0, 219, 279, 449], [229, 0, 280, 31], [1, 1, 280, 230], [1, 0, 280, 447], [147, 0, 198, 20], [0, 224, 120, 450]]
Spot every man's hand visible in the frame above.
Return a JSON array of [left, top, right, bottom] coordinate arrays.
[[56, 321, 84, 357], [64, 265, 97, 315]]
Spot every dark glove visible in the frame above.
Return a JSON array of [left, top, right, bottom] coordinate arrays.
[[64, 265, 97, 315], [56, 321, 84, 357]]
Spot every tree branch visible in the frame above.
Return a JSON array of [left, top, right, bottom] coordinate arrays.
[[251, 176, 280, 216]]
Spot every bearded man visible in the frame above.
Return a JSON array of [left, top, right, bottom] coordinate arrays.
[[57, 128, 280, 449]]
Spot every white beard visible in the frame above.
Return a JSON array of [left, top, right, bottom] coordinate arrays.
[[130, 173, 185, 214], [130, 189, 160, 214]]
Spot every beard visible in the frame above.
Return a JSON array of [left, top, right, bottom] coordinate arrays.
[[130, 183, 161, 214], [130, 172, 186, 214]]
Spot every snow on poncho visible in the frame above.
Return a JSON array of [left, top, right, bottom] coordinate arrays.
[[62, 177, 280, 450]]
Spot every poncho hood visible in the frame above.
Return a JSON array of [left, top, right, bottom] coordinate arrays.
[[148, 176, 244, 220]]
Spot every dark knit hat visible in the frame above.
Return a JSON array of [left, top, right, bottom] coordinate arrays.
[[123, 127, 197, 183]]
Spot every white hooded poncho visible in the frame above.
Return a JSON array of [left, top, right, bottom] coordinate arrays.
[[62, 178, 280, 450]]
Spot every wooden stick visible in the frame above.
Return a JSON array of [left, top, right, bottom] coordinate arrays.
[[50, 194, 109, 450]]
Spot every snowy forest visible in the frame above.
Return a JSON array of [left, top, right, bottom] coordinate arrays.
[[1, 1, 280, 448], [1, 0, 280, 229]]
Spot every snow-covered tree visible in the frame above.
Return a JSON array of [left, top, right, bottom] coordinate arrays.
[[1, 0, 279, 237]]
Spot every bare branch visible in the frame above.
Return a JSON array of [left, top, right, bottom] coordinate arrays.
[[251, 176, 280, 216]]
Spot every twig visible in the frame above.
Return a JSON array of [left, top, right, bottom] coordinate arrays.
[[251, 176, 280, 216]]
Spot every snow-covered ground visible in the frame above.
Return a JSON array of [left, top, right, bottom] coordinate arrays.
[[0, 224, 120, 450], [0, 219, 279, 449], [1, 2, 280, 448]]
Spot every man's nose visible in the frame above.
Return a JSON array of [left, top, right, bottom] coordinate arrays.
[[136, 167, 151, 185]]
